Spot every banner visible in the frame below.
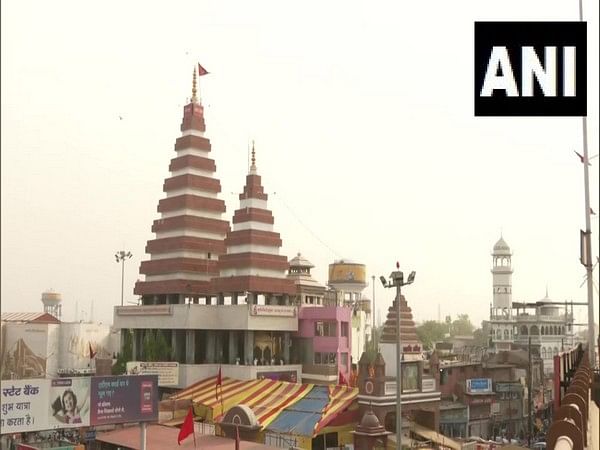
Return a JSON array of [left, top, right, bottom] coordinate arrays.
[[1, 379, 48, 433], [90, 375, 158, 425], [48, 377, 91, 428], [126, 362, 179, 387]]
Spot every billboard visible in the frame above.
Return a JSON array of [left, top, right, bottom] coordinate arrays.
[[90, 375, 158, 425], [466, 378, 492, 394], [48, 377, 91, 428], [126, 361, 179, 386], [1, 375, 158, 434], [1, 379, 48, 433]]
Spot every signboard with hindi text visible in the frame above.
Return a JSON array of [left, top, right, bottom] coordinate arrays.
[[90, 375, 158, 425], [249, 304, 297, 317], [1, 379, 48, 433], [126, 361, 179, 386]]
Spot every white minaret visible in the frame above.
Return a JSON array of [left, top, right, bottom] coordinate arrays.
[[491, 236, 513, 309]]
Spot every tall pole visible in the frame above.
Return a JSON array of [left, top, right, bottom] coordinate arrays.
[[382, 266, 415, 450], [579, 0, 596, 369], [115, 251, 132, 307], [528, 336, 533, 448], [121, 258, 125, 307], [140, 422, 147, 450], [372, 275, 376, 350], [395, 281, 402, 450]]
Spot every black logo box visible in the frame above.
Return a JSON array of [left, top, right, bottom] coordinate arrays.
[[474, 22, 586, 117]]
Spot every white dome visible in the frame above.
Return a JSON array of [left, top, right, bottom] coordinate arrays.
[[492, 236, 511, 255]]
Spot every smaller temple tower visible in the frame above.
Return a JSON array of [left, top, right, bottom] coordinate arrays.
[[41, 290, 62, 320]]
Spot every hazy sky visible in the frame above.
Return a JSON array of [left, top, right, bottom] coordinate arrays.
[[2, 0, 598, 329]]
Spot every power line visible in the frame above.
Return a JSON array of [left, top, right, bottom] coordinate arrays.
[[271, 192, 342, 259]]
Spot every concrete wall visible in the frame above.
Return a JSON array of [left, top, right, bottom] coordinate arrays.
[[114, 304, 298, 331]]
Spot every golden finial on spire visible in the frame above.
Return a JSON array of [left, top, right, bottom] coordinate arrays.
[[191, 66, 198, 103]]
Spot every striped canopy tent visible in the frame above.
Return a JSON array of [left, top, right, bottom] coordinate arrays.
[[170, 376, 358, 437], [171, 376, 313, 427]]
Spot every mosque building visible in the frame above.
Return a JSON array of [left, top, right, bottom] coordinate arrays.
[[488, 236, 575, 373]]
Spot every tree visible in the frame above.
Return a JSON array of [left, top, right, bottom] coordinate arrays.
[[416, 321, 448, 350], [450, 314, 475, 337], [112, 329, 133, 375], [142, 330, 170, 362]]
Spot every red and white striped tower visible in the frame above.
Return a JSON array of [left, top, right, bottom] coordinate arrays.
[[134, 68, 230, 302], [211, 143, 295, 300]]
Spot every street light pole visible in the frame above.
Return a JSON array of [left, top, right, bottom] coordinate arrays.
[[381, 264, 416, 450], [115, 251, 132, 307], [372, 275, 376, 351]]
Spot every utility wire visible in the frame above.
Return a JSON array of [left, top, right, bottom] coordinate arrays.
[[271, 191, 342, 259]]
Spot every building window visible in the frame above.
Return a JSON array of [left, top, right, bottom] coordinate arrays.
[[315, 321, 336, 337], [314, 352, 337, 365], [341, 322, 349, 337]]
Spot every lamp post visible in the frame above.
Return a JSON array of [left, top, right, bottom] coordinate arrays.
[[372, 275, 376, 351], [381, 263, 416, 450], [115, 251, 132, 307]]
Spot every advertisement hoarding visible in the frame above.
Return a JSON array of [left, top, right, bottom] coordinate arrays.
[[126, 361, 179, 387], [1, 379, 48, 433], [90, 375, 158, 425], [48, 377, 91, 428]]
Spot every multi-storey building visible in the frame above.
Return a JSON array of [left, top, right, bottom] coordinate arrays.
[[287, 254, 352, 384]]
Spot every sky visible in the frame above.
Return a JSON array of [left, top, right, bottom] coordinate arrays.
[[1, 0, 598, 330]]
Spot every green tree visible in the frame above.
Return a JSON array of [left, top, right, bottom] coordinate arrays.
[[112, 329, 133, 375], [142, 330, 170, 362], [416, 321, 448, 350], [450, 314, 475, 336]]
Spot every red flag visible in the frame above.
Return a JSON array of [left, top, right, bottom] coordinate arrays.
[[215, 366, 222, 400], [338, 371, 348, 386], [88, 342, 96, 360], [178, 407, 195, 445], [235, 425, 240, 450], [198, 63, 209, 76]]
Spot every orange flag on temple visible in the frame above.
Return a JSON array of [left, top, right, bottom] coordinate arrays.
[[178, 407, 195, 446], [198, 63, 209, 76]]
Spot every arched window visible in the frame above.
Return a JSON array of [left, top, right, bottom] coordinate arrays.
[[541, 348, 547, 359], [541, 327, 545, 335], [554, 326, 558, 335], [504, 329, 509, 340], [531, 325, 539, 335], [520, 326, 529, 336], [554, 347, 559, 356], [496, 329, 502, 340]]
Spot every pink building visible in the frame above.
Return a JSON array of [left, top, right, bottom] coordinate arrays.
[[295, 306, 352, 384]]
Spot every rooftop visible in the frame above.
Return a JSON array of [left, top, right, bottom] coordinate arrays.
[[1, 312, 61, 324]]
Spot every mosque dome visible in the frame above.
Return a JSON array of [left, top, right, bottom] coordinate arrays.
[[492, 236, 511, 255]]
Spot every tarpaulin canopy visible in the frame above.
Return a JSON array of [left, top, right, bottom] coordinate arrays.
[[170, 376, 358, 437], [171, 376, 313, 428]]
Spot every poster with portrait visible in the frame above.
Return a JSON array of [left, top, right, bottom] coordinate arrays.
[[48, 377, 91, 428]]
